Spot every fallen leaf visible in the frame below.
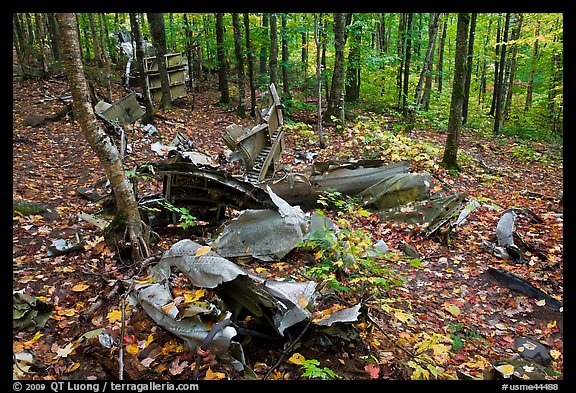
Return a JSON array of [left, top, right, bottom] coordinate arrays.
[[204, 367, 226, 380], [549, 349, 561, 360], [54, 342, 75, 359], [364, 363, 380, 379], [71, 283, 90, 292], [106, 309, 122, 324], [495, 364, 515, 378], [195, 246, 211, 258], [444, 303, 461, 317], [288, 353, 306, 365], [535, 299, 546, 307]]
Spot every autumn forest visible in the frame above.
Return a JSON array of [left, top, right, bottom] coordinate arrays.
[[13, 12, 563, 384]]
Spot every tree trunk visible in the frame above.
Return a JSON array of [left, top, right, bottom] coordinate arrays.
[[414, 13, 440, 109], [525, 21, 539, 111], [56, 12, 149, 262], [215, 13, 230, 104], [281, 13, 291, 101], [182, 14, 196, 94], [301, 27, 308, 78], [326, 13, 346, 122], [345, 15, 362, 102], [397, 13, 406, 108], [88, 13, 102, 66], [243, 13, 257, 117], [269, 13, 279, 88], [314, 13, 325, 149], [98, 13, 113, 102], [461, 13, 477, 125], [259, 13, 268, 86], [489, 15, 502, 116], [504, 13, 523, 122], [129, 13, 155, 123], [493, 13, 510, 135], [402, 13, 413, 117], [46, 13, 61, 62], [442, 13, 470, 170], [147, 13, 172, 109], [436, 17, 447, 93], [33, 13, 47, 77], [232, 13, 246, 118], [478, 17, 492, 107]]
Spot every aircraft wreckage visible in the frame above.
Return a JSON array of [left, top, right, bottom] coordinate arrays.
[[90, 84, 483, 377], [136, 83, 470, 240]]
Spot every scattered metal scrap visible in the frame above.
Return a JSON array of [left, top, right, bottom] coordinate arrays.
[[134, 238, 362, 376]]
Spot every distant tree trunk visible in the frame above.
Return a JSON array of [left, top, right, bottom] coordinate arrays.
[[301, 27, 308, 78], [98, 13, 113, 102], [215, 12, 230, 104], [232, 13, 246, 118], [129, 13, 154, 124], [547, 16, 562, 135], [504, 13, 523, 121], [402, 13, 413, 116], [525, 21, 539, 111], [88, 13, 102, 65], [461, 13, 477, 125], [33, 13, 47, 77], [314, 13, 325, 149], [326, 12, 346, 122], [281, 13, 291, 101], [259, 13, 268, 86], [397, 13, 406, 107], [493, 13, 510, 135], [147, 13, 173, 109], [489, 15, 502, 116], [57, 12, 149, 262], [320, 15, 329, 102], [77, 14, 88, 60], [478, 17, 492, 107], [269, 13, 279, 88], [182, 14, 196, 93], [422, 13, 441, 111], [436, 16, 447, 93], [414, 12, 440, 110], [243, 13, 256, 117], [345, 15, 362, 102], [442, 13, 470, 170], [46, 13, 61, 62]]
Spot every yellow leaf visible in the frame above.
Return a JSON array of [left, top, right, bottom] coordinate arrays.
[[495, 364, 515, 378], [183, 289, 206, 303], [126, 343, 139, 355], [71, 283, 90, 292], [58, 308, 76, 317], [444, 303, 461, 317], [195, 246, 211, 258], [255, 267, 267, 274], [547, 320, 557, 329], [106, 309, 122, 324], [288, 353, 306, 365], [204, 367, 226, 380], [549, 349, 561, 360], [145, 334, 154, 348], [297, 295, 308, 309], [394, 310, 412, 324]]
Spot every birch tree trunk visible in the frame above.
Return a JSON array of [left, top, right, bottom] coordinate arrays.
[[232, 13, 246, 118], [56, 12, 149, 262]]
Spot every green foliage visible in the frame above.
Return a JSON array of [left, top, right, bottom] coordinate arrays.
[[138, 200, 197, 230], [300, 359, 342, 380], [298, 192, 405, 293], [447, 324, 488, 353]]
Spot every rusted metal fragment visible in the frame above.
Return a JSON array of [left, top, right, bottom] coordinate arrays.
[[94, 92, 144, 125], [358, 172, 433, 211], [263, 160, 411, 209]]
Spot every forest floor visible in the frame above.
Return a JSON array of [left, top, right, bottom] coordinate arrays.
[[12, 71, 564, 383]]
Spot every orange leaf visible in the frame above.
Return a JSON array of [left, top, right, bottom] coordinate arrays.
[[195, 246, 211, 258]]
